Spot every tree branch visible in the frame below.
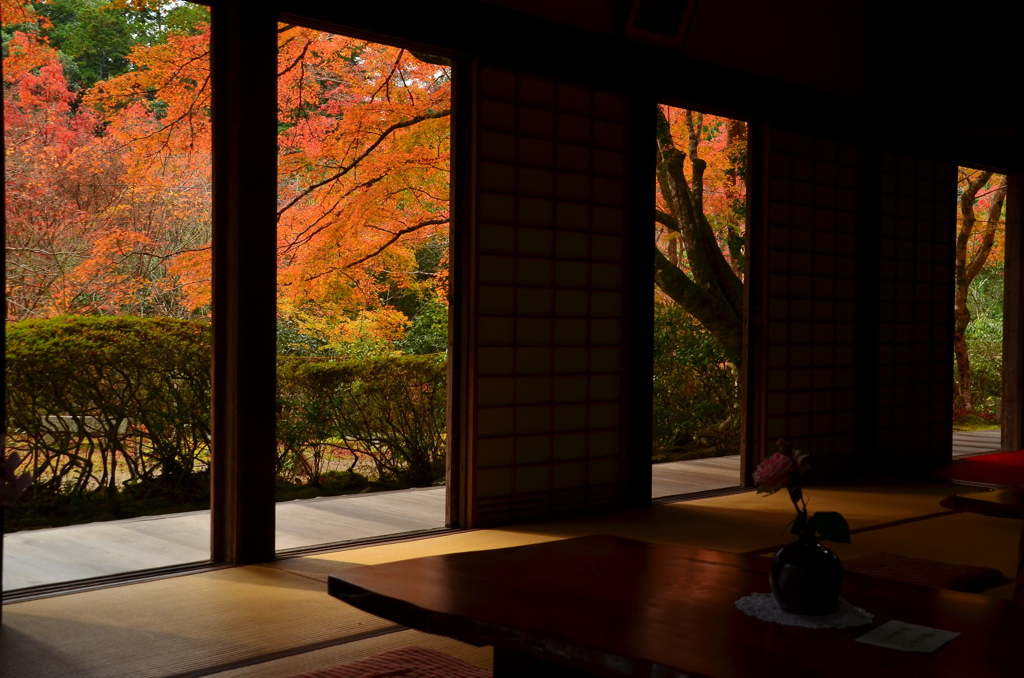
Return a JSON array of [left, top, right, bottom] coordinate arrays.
[[276, 108, 451, 219], [654, 246, 742, 365]]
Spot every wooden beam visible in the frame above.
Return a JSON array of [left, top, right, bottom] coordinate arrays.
[[210, 0, 279, 563]]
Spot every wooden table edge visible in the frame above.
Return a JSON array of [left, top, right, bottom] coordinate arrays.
[[327, 571, 703, 678]]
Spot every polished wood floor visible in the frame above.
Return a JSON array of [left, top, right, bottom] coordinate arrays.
[[0, 430, 1002, 591]]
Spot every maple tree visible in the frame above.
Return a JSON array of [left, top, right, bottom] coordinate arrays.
[[954, 167, 1007, 412], [81, 17, 451, 348], [654, 105, 747, 366], [0, 0, 39, 28], [5, 3, 450, 343], [81, 6, 213, 316], [273, 27, 450, 352], [4, 2, 212, 320]]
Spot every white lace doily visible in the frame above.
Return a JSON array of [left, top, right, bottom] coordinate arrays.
[[735, 592, 874, 628]]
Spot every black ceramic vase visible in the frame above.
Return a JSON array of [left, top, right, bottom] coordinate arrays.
[[770, 529, 843, 615]]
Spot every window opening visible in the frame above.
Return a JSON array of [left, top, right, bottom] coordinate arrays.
[[3, 1, 213, 589], [273, 25, 451, 550], [652, 104, 746, 498], [952, 167, 1007, 457]]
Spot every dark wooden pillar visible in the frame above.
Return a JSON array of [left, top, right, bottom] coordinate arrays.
[[1003, 175, 1023, 451], [623, 94, 655, 506], [741, 120, 767, 485], [446, 56, 472, 527], [210, 0, 279, 563]]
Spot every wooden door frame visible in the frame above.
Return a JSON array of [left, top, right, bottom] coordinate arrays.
[[1002, 175, 1023, 451]]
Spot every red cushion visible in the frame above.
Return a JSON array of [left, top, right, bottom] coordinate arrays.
[[285, 646, 492, 678], [844, 552, 1004, 592]]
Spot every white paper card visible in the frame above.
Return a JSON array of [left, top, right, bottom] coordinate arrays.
[[855, 620, 960, 653]]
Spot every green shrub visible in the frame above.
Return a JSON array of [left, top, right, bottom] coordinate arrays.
[[5, 316, 212, 525], [957, 315, 1003, 416], [398, 298, 448, 355], [277, 354, 447, 488], [6, 317, 449, 530], [955, 265, 1004, 416], [652, 303, 739, 457]]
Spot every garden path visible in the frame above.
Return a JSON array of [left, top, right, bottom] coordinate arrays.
[[952, 428, 1002, 457]]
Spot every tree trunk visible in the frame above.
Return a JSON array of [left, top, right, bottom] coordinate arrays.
[[653, 106, 745, 367]]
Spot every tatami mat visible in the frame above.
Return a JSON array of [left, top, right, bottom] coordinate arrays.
[[825, 511, 1021, 599], [0, 566, 399, 678], [277, 478, 969, 578], [2, 479, 1018, 678]]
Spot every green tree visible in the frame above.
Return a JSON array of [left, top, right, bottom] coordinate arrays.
[[31, 0, 202, 90]]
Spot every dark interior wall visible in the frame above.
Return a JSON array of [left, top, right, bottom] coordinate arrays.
[[754, 128, 864, 473], [462, 66, 638, 526], [870, 1, 1024, 172], [752, 131, 959, 473], [875, 154, 957, 465], [478, 0, 867, 98]]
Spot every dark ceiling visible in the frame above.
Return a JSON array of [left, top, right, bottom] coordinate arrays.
[[293, 0, 1022, 171], [476, 0, 1022, 172]]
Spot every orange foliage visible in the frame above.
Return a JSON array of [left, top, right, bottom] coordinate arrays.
[[4, 10, 450, 334], [4, 5, 212, 319], [275, 28, 450, 324], [0, 0, 47, 29], [654, 106, 746, 304], [3, 30, 112, 318], [958, 167, 1006, 271]]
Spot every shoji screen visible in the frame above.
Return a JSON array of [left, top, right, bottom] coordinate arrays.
[[876, 153, 956, 463], [465, 66, 632, 526], [759, 129, 861, 472]]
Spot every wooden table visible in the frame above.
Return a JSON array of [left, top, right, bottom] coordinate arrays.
[[328, 535, 1024, 677]]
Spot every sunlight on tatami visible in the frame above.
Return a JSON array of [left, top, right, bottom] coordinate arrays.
[[1, 479, 1018, 678]]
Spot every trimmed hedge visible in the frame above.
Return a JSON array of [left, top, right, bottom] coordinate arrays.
[[6, 316, 211, 508], [278, 355, 446, 488], [5, 316, 447, 530]]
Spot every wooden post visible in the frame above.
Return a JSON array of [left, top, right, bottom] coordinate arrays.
[[209, 0, 279, 564], [624, 93, 656, 506], [740, 121, 765, 485], [1002, 175, 1023, 452], [445, 57, 471, 528]]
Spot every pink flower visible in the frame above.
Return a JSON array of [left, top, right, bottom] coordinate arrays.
[[753, 452, 794, 494]]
